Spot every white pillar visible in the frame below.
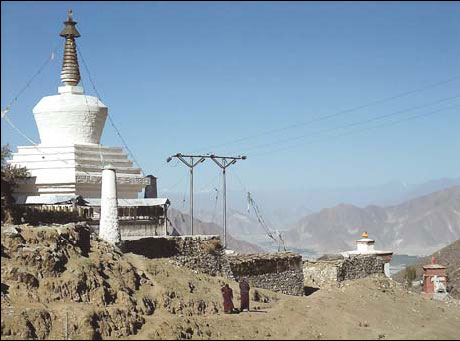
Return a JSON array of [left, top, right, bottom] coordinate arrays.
[[384, 262, 391, 277], [99, 166, 120, 244]]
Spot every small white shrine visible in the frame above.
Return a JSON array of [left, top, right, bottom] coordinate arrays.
[[9, 11, 149, 202], [341, 232, 394, 277]]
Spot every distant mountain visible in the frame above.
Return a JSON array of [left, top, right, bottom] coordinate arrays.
[[392, 240, 460, 299], [387, 177, 460, 206], [167, 208, 264, 254], [195, 208, 261, 236], [284, 186, 460, 256], [161, 177, 460, 226]]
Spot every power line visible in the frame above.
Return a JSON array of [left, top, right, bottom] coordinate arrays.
[[193, 75, 460, 153], [2, 42, 61, 118], [10, 36, 109, 176], [230, 170, 285, 250], [79, 70, 106, 168], [76, 43, 146, 175], [3, 116, 38, 146], [160, 171, 188, 194], [3, 115, 97, 179], [166, 153, 247, 247], [210, 176, 220, 226], [194, 172, 221, 225], [0, 42, 123, 181], [224, 94, 460, 154], [197, 172, 222, 192], [250, 103, 460, 157], [208, 154, 247, 249], [166, 154, 207, 235]]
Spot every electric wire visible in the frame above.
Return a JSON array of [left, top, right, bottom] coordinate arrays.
[[76, 43, 146, 175], [193, 75, 460, 153], [1, 41, 61, 118], [224, 94, 460, 155], [250, 103, 460, 157], [1, 43, 97, 178], [79, 72, 106, 168], [230, 170, 283, 249]]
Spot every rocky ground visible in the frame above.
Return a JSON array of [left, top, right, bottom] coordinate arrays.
[[1, 223, 459, 340]]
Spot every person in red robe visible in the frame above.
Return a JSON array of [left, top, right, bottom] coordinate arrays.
[[221, 284, 235, 314], [239, 278, 250, 312]]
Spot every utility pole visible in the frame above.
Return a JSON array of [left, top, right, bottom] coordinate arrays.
[[210, 154, 247, 249], [167, 153, 206, 235]]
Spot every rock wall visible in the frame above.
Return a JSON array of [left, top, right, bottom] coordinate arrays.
[[122, 238, 304, 296], [121, 235, 230, 277], [338, 255, 385, 282], [303, 260, 339, 288], [228, 252, 304, 296], [304, 255, 385, 287]]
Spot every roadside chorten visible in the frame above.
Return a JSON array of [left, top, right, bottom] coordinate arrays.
[[341, 232, 393, 277], [9, 11, 149, 202]]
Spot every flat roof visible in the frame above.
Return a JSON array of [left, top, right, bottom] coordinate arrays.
[[423, 264, 446, 270], [86, 198, 169, 207], [21, 195, 169, 207]]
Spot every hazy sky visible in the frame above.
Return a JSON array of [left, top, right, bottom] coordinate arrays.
[[2, 1, 459, 194]]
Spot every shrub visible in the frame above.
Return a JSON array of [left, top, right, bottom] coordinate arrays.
[[1, 145, 29, 223], [404, 265, 417, 288]]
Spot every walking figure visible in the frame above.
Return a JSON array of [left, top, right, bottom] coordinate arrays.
[[221, 283, 235, 314], [239, 278, 250, 312]]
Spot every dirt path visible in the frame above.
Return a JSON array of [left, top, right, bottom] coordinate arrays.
[[130, 257, 460, 340]]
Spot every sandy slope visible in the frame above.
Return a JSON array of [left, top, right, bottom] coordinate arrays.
[[125, 253, 460, 340], [1, 224, 459, 340]]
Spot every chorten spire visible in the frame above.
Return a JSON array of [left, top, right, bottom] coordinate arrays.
[[59, 10, 81, 86]]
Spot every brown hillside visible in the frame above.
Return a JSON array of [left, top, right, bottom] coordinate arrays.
[[392, 240, 460, 298], [168, 208, 264, 254], [1, 223, 459, 340]]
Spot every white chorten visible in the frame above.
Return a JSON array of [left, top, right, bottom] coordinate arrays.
[[9, 11, 149, 202], [341, 232, 393, 277]]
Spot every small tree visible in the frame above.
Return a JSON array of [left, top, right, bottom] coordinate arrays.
[[1, 144, 29, 223], [404, 265, 417, 288]]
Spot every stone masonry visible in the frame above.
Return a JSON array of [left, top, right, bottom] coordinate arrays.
[[304, 254, 386, 288], [122, 237, 305, 296], [228, 252, 304, 296], [121, 235, 231, 277]]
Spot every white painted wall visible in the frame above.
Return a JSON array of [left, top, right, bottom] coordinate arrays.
[[357, 240, 375, 253], [33, 86, 107, 146], [10, 85, 147, 201], [9, 144, 148, 199]]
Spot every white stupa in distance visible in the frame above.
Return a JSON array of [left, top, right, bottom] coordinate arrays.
[[9, 11, 149, 202]]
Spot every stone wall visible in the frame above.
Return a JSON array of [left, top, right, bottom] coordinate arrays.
[[121, 235, 230, 277], [122, 238, 305, 296], [303, 260, 339, 288], [304, 255, 385, 287], [338, 255, 385, 281], [91, 222, 167, 240], [228, 252, 304, 296]]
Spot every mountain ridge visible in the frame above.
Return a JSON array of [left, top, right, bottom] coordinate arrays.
[[284, 185, 460, 256]]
